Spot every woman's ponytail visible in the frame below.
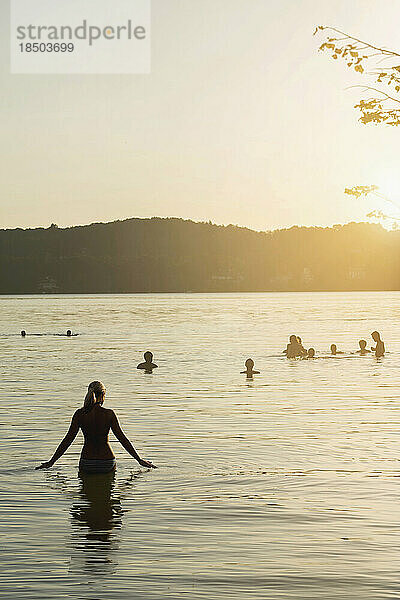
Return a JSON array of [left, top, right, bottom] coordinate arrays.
[[83, 381, 106, 413]]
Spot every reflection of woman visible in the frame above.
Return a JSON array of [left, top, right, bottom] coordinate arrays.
[[71, 471, 122, 536], [69, 471, 122, 572], [36, 381, 156, 473]]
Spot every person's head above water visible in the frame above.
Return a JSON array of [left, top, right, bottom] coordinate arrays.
[[144, 351, 153, 363], [67, 330, 72, 337], [307, 348, 315, 358], [359, 339, 367, 349], [137, 352, 158, 371], [21, 330, 26, 337], [371, 331, 381, 342], [241, 357, 260, 376], [330, 344, 337, 355], [289, 335, 297, 344], [83, 381, 106, 413]]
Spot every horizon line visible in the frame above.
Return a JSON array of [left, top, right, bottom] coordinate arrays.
[[0, 216, 391, 235]]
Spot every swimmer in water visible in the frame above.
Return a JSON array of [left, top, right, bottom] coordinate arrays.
[[371, 331, 385, 357], [36, 381, 156, 472], [297, 337, 307, 356], [137, 351, 158, 372], [54, 330, 78, 337], [284, 335, 303, 358], [330, 344, 344, 355], [356, 339, 370, 355], [240, 358, 260, 378], [305, 348, 316, 359], [21, 330, 26, 337], [284, 335, 297, 358]]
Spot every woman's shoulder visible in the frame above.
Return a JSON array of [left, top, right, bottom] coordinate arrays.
[[73, 406, 115, 422], [103, 407, 116, 419], [72, 407, 84, 422]]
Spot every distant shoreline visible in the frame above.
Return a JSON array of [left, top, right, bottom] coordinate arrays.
[[1, 218, 399, 293]]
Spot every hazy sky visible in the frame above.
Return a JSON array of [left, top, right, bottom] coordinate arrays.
[[1, 0, 400, 231]]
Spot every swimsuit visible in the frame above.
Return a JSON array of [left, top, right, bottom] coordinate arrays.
[[79, 458, 116, 474]]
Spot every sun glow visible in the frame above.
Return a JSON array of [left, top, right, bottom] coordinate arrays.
[[376, 171, 400, 210], [364, 172, 400, 229], [345, 181, 400, 230]]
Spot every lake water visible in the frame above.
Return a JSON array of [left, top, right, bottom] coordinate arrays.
[[1, 292, 399, 600]]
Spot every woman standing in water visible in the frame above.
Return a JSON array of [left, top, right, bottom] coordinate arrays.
[[36, 381, 155, 472]]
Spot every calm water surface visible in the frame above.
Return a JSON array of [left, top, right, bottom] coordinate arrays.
[[1, 292, 400, 600]]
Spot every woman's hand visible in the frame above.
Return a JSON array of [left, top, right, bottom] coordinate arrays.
[[35, 461, 53, 470], [138, 458, 157, 469]]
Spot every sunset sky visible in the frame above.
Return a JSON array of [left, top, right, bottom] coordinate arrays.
[[1, 0, 400, 231]]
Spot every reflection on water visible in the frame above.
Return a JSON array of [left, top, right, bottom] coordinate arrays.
[[70, 472, 122, 573], [1, 292, 400, 600], [58, 468, 144, 576]]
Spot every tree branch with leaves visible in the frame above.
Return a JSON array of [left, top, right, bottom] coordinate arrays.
[[314, 26, 400, 125], [344, 186, 400, 228]]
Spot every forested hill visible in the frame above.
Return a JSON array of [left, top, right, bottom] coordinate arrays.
[[0, 217, 398, 293]]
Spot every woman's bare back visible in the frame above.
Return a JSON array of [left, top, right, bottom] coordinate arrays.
[[78, 405, 115, 460]]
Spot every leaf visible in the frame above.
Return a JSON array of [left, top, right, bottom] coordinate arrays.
[[313, 25, 324, 35]]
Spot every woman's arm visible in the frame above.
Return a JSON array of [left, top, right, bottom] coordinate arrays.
[[35, 410, 81, 469], [110, 411, 156, 468]]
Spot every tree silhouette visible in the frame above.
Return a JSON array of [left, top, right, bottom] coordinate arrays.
[[0, 218, 398, 293], [314, 26, 400, 125]]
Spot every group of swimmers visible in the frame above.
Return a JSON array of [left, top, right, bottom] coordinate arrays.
[[283, 331, 385, 360], [240, 331, 386, 378], [20, 329, 77, 337]]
